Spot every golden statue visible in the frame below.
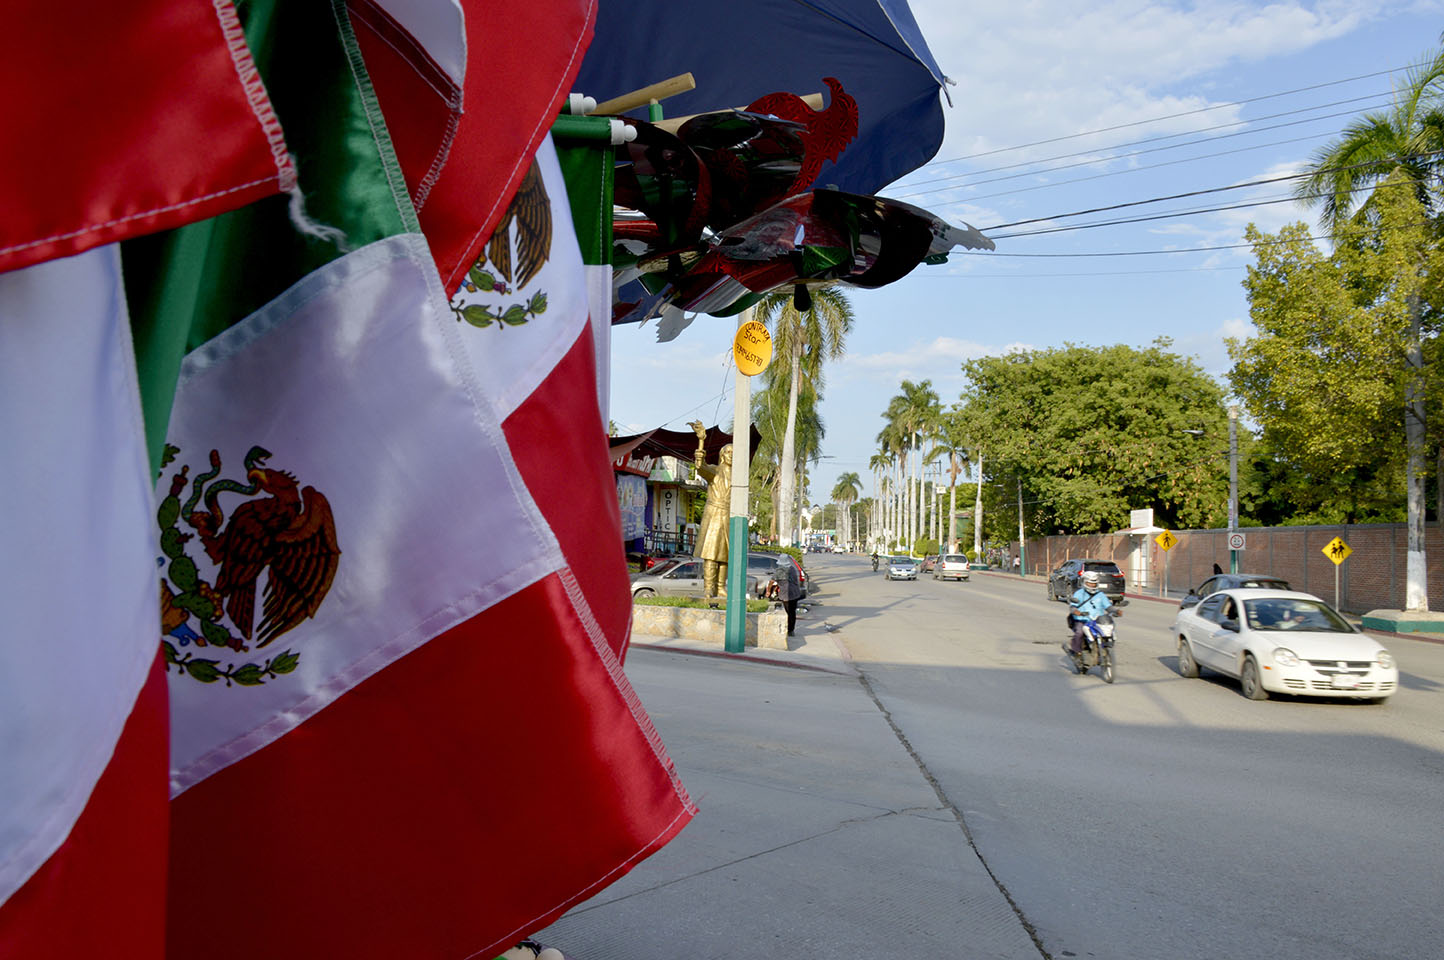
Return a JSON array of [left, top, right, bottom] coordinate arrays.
[[690, 420, 731, 599]]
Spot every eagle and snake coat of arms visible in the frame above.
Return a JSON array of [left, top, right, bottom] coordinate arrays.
[[451, 159, 552, 328], [157, 444, 340, 687]]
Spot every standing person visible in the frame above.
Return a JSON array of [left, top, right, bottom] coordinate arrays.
[[776, 554, 803, 636], [1013, 555, 1021, 574], [689, 420, 732, 599]]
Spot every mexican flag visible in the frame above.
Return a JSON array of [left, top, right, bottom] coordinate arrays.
[[0, 2, 693, 957]]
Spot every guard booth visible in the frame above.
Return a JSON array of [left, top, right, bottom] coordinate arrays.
[[1114, 507, 1165, 591]]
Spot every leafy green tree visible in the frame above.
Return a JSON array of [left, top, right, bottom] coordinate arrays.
[[1290, 47, 1444, 609], [960, 340, 1232, 535], [1229, 185, 1444, 532], [756, 286, 855, 546]]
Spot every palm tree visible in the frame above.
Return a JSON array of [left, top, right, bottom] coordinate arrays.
[[832, 471, 862, 548], [756, 286, 856, 547], [1295, 47, 1444, 611], [928, 416, 972, 552], [890, 380, 940, 552], [868, 450, 891, 548], [751, 378, 825, 542]]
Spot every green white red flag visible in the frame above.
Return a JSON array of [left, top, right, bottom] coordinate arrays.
[[0, 2, 693, 957]]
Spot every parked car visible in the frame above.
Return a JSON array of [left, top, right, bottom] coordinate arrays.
[[1172, 589, 1397, 701], [1179, 573, 1291, 609], [1048, 558, 1125, 602], [630, 558, 766, 599], [933, 554, 971, 581], [885, 556, 918, 581]]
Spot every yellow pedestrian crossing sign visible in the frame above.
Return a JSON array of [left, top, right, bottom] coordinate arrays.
[[1155, 529, 1178, 551], [1323, 536, 1352, 565]]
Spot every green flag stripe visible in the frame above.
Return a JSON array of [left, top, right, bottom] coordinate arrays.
[[123, 0, 415, 472]]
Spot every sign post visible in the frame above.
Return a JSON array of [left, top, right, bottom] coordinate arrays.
[[1155, 529, 1178, 598], [724, 311, 771, 653], [1322, 536, 1352, 609]]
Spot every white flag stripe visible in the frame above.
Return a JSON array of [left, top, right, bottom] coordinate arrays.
[[0, 246, 159, 903], [369, 0, 467, 89], [450, 139, 590, 422], [164, 233, 562, 791]]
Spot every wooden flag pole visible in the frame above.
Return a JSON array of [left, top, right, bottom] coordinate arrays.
[[593, 73, 697, 116]]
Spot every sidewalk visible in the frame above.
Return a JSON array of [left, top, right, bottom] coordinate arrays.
[[532, 594, 1042, 959]]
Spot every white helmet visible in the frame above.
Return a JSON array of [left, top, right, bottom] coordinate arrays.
[[1082, 571, 1100, 593]]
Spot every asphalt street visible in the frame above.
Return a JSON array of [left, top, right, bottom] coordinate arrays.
[[542, 555, 1444, 959], [827, 555, 1444, 960]]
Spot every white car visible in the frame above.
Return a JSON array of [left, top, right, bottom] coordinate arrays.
[[933, 554, 971, 581], [1172, 589, 1397, 701]]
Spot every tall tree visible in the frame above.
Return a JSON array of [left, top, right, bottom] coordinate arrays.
[[832, 471, 862, 548], [888, 379, 940, 551], [757, 286, 856, 546], [960, 341, 1231, 535], [1293, 48, 1444, 609], [929, 412, 972, 552]]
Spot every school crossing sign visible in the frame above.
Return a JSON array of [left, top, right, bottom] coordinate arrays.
[[1323, 536, 1352, 565]]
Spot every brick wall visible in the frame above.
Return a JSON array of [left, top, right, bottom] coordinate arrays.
[[1017, 523, 1444, 613]]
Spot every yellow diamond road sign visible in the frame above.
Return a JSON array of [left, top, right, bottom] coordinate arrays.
[[1323, 536, 1352, 565], [1155, 529, 1178, 551]]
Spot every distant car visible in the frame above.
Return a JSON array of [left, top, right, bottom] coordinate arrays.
[[1048, 558, 1125, 602], [832, 544, 846, 553], [1179, 573, 1291, 609], [933, 554, 971, 581], [643, 552, 689, 571], [885, 556, 918, 581], [1172, 589, 1397, 701], [919, 554, 939, 573]]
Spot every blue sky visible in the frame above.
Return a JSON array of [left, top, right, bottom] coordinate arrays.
[[606, 0, 1444, 507]]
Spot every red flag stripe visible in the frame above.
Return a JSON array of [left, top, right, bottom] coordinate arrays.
[[0, 0, 293, 273], [502, 320, 634, 658], [166, 574, 693, 960], [0, 651, 170, 960]]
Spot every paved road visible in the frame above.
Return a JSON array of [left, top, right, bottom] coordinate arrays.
[[813, 553, 1444, 960]]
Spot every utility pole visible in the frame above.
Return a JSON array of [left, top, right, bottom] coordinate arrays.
[[724, 308, 755, 654], [1228, 405, 1239, 575], [1017, 478, 1025, 576]]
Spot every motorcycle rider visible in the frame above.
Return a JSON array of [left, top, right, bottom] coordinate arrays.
[[1067, 570, 1113, 660], [871, 549, 879, 572]]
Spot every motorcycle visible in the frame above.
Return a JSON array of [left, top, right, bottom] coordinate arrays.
[[1065, 600, 1127, 683]]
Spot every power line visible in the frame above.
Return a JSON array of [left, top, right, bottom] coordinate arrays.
[[972, 149, 1444, 232], [919, 59, 1427, 170], [905, 89, 1395, 191], [900, 130, 1333, 204]]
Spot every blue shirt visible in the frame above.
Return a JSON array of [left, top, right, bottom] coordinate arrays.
[[1069, 588, 1113, 620]]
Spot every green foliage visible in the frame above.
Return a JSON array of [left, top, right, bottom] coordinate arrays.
[[1230, 179, 1444, 522], [959, 340, 1232, 535], [913, 537, 938, 556]]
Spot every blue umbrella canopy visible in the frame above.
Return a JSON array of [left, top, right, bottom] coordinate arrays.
[[575, 0, 948, 194]]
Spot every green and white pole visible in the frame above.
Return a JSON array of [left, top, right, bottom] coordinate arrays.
[[724, 308, 755, 653]]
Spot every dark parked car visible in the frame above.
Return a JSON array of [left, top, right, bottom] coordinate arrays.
[[1048, 558, 1125, 602], [1179, 573, 1291, 609]]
